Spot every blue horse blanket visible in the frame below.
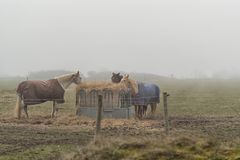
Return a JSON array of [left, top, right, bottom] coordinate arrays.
[[132, 82, 160, 106]]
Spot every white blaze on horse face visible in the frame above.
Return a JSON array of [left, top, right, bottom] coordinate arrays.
[[74, 75, 82, 84]]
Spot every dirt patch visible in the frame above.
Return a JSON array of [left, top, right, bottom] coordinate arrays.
[[0, 123, 93, 155], [1, 114, 239, 141], [0, 114, 240, 157], [170, 116, 240, 141]]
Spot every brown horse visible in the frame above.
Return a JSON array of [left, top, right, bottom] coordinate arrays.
[[15, 71, 82, 119]]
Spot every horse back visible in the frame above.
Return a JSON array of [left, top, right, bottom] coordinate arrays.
[[143, 83, 160, 104], [132, 82, 160, 105], [140, 83, 160, 97], [16, 79, 65, 105]]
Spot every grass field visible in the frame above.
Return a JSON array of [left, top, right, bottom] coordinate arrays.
[[0, 78, 240, 159]]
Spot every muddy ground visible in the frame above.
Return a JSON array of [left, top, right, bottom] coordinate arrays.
[[1, 88, 240, 159], [0, 114, 239, 157], [0, 123, 92, 156]]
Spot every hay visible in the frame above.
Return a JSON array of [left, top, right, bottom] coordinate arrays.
[[76, 82, 128, 92]]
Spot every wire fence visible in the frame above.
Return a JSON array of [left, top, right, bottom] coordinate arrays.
[[1, 92, 240, 116], [0, 93, 240, 140]]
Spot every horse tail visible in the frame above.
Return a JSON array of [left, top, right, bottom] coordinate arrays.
[[15, 94, 22, 119], [155, 85, 160, 104], [15, 83, 24, 119]]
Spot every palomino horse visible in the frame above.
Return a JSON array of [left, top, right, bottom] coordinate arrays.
[[15, 71, 82, 119], [119, 74, 160, 119], [112, 73, 147, 116], [112, 73, 146, 116]]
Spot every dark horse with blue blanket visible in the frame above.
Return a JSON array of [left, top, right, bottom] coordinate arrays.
[[112, 73, 160, 119]]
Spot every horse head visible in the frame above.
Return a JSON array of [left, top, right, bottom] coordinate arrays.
[[111, 72, 123, 83], [72, 71, 82, 84], [120, 74, 138, 95]]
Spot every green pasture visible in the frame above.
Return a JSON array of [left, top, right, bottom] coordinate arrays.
[[1, 78, 240, 117], [0, 78, 240, 159]]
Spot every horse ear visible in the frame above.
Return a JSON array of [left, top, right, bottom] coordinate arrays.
[[123, 74, 129, 78]]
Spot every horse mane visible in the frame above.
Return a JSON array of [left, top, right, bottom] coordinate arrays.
[[54, 73, 75, 81], [127, 78, 139, 95], [54, 72, 80, 89]]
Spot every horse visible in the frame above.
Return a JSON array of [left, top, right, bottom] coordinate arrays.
[[112, 73, 147, 116], [112, 73, 146, 117], [15, 71, 82, 119], [119, 74, 160, 119], [111, 72, 123, 83]]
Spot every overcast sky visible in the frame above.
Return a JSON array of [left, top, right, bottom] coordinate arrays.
[[1, 0, 240, 78]]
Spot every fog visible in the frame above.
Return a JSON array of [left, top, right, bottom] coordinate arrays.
[[1, 0, 240, 78]]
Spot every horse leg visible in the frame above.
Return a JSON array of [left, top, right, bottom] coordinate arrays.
[[142, 106, 145, 118], [142, 105, 145, 117], [138, 106, 143, 120], [153, 103, 157, 115], [136, 106, 139, 119], [23, 105, 29, 118], [141, 106, 144, 119], [51, 101, 56, 118], [143, 105, 147, 117], [150, 104, 154, 115], [150, 103, 157, 117], [134, 105, 139, 119], [55, 105, 59, 117]]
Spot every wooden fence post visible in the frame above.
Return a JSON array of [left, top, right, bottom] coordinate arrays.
[[163, 92, 170, 135], [95, 95, 103, 141]]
